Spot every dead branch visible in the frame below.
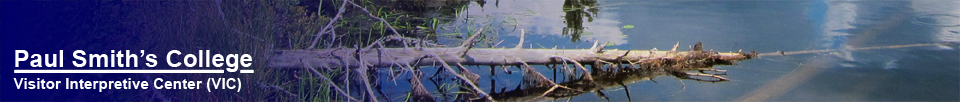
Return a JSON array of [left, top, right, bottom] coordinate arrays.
[[459, 27, 485, 57], [460, 27, 486, 47], [430, 53, 496, 101], [514, 29, 525, 49], [454, 63, 484, 101], [518, 59, 576, 101], [355, 51, 379, 102], [307, 0, 348, 49], [671, 42, 679, 51], [589, 40, 604, 53], [409, 70, 436, 102]]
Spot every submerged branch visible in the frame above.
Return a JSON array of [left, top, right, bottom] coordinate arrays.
[[491, 58, 736, 101]]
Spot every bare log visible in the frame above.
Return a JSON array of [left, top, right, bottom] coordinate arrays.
[[268, 43, 757, 68], [273, 42, 759, 101]]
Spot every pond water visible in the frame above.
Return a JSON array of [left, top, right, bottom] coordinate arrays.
[[384, 0, 959, 101]]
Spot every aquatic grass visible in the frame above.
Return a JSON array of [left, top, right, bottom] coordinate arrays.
[[65, 0, 478, 101], [403, 92, 412, 102], [117, 0, 281, 101], [209, 0, 341, 101]]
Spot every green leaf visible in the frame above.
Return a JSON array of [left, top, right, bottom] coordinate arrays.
[[622, 25, 635, 29], [605, 42, 615, 46], [581, 32, 595, 35], [830, 51, 841, 56]]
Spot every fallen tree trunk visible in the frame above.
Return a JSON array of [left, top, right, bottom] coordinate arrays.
[[269, 28, 760, 101], [267, 42, 757, 101], [268, 42, 758, 68]]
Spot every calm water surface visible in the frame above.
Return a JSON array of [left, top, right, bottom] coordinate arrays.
[[381, 0, 959, 101]]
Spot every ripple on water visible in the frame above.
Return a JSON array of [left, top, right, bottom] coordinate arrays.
[[912, 13, 960, 27]]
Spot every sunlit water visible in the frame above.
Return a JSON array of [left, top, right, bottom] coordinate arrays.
[[381, 0, 959, 101]]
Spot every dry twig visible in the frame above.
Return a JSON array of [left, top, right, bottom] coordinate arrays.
[[308, 0, 348, 49]]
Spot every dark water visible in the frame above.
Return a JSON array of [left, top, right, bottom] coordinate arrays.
[[391, 0, 959, 101]]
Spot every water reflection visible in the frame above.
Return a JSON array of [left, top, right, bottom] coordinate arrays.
[[561, 0, 599, 42], [743, 0, 960, 101], [490, 66, 698, 101], [911, 0, 960, 50], [441, 0, 627, 46], [421, 0, 959, 101], [487, 48, 754, 101]]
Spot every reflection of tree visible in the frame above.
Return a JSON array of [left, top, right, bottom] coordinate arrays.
[[562, 0, 599, 42], [481, 44, 752, 101], [488, 61, 737, 101]]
